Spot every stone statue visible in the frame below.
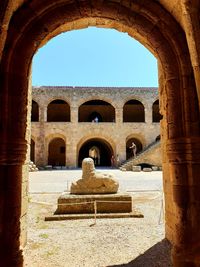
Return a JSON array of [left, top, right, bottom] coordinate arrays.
[[70, 158, 119, 194]]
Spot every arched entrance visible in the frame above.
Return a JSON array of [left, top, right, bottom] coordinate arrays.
[[47, 99, 70, 122], [48, 138, 66, 166], [1, 1, 200, 266], [79, 100, 115, 122], [123, 99, 145, 122], [126, 137, 143, 160], [78, 138, 113, 167]]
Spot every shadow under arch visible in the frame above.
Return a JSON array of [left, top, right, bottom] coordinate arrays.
[[126, 137, 143, 160], [78, 99, 115, 122], [123, 99, 145, 122], [47, 99, 70, 122], [30, 138, 35, 162], [48, 137, 66, 166], [1, 1, 200, 266], [78, 137, 114, 167], [152, 99, 162, 123], [108, 239, 172, 267], [31, 100, 39, 122]]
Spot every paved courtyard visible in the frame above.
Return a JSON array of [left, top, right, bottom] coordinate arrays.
[[29, 169, 163, 193], [24, 169, 172, 267]]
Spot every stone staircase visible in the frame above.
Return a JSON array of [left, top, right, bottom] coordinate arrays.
[[120, 140, 161, 171]]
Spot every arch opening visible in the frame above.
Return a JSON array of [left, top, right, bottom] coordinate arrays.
[[31, 100, 39, 122], [123, 100, 145, 122], [78, 100, 115, 122], [78, 138, 113, 167], [152, 100, 162, 123], [126, 137, 143, 160], [47, 99, 70, 122], [48, 137, 66, 166], [30, 139, 35, 162]]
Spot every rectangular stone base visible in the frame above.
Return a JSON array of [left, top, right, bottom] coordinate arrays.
[[55, 193, 132, 214]]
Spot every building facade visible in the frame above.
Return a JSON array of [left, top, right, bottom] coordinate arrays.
[[31, 86, 161, 168]]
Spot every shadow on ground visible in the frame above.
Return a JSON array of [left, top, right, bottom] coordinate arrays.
[[108, 239, 172, 267]]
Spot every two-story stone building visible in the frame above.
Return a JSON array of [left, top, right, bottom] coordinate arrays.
[[31, 86, 161, 168]]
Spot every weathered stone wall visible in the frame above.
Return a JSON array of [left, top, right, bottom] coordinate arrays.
[[31, 86, 160, 167]]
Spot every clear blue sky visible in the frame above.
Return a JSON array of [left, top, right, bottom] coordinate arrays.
[[32, 27, 158, 87]]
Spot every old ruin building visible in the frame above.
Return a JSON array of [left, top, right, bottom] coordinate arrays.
[[31, 86, 161, 168], [1, 1, 200, 266]]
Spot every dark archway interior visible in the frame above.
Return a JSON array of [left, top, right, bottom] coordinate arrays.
[[126, 138, 143, 159], [156, 135, 161, 141], [123, 100, 145, 122], [152, 100, 162, 122], [48, 138, 66, 166], [78, 138, 113, 167], [31, 100, 39, 122], [88, 112, 103, 122], [79, 100, 115, 122], [30, 139, 35, 162], [47, 100, 70, 122]]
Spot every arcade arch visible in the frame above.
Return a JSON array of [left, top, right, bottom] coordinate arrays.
[[31, 100, 39, 122], [152, 100, 162, 123], [47, 99, 70, 122], [48, 137, 66, 166], [126, 137, 143, 160], [1, 1, 200, 266], [30, 139, 35, 162], [78, 100, 115, 122], [123, 100, 145, 122], [78, 137, 114, 167]]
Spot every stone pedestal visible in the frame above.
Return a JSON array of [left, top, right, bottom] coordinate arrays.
[[55, 193, 132, 214]]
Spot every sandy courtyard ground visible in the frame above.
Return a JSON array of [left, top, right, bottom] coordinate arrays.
[[24, 169, 172, 267]]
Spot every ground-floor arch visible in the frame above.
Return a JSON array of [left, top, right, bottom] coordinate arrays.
[[30, 139, 35, 162], [48, 137, 66, 166], [78, 138, 114, 167], [126, 137, 143, 160]]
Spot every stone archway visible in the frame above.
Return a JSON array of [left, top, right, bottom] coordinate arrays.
[[30, 139, 35, 162], [152, 100, 162, 123], [1, 1, 200, 266], [78, 138, 114, 167], [78, 100, 115, 122], [126, 137, 143, 160], [47, 99, 70, 122], [31, 100, 39, 122], [123, 99, 145, 122], [48, 137, 66, 166]]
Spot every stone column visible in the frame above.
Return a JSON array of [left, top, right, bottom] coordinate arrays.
[[66, 141, 77, 167], [39, 105, 47, 122], [0, 71, 30, 266], [34, 106, 47, 166], [115, 138, 126, 163], [115, 108, 123, 124], [71, 106, 78, 123]]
